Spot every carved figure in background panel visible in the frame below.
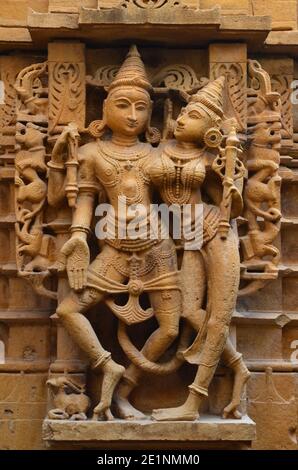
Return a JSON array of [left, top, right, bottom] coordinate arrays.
[[14, 122, 50, 271], [13, 60, 58, 300], [48, 46, 182, 421], [150, 77, 249, 421], [240, 61, 282, 293], [14, 62, 48, 118]]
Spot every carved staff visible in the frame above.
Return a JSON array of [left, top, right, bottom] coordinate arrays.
[[65, 122, 80, 208], [213, 125, 243, 240]]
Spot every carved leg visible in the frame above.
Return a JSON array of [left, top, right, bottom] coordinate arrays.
[[221, 343, 251, 419], [56, 291, 124, 421], [180, 249, 249, 417], [153, 230, 240, 421], [180, 250, 206, 332], [114, 290, 181, 420]]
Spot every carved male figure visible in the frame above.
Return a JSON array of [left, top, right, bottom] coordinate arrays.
[[48, 46, 182, 420]]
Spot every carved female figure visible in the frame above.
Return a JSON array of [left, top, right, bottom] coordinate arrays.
[[47, 46, 182, 420], [150, 77, 250, 421]]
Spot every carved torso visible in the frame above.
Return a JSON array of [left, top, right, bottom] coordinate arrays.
[[78, 139, 157, 251], [79, 140, 153, 206], [97, 140, 152, 205], [151, 141, 206, 205]]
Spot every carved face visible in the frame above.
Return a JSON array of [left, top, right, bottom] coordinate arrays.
[[104, 87, 151, 137], [250, 121, 282, 149], [174, 103, 215, 145], [15, 124, 45, 149]]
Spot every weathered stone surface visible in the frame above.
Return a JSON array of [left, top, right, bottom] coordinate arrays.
[[0, 27, 31, 44], [48, 1, 101, 13], [0, 0, 298, 453], [0, 373, 47, 450], [28, 11, 79, 29], [252, 0, 297, 31], [201, 0, 251, 15], [43, 415, 256, 442]]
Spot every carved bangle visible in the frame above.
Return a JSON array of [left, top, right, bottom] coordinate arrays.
[[47, 161, 65, 171], [189, 384, 209, 398], [92, 353, 111, 371], [70, 225, 92, 236]]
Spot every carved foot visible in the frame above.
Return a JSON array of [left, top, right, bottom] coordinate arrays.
[[152, 404, 199, 422], [114, 397, 147, 420], [47, 408, 69, 420], [222, 401, 242, 419], [92, 360, 125, 421], [222, 366, 251, 420], [92, 404, 114, 421], [69, 412, 88, 421]]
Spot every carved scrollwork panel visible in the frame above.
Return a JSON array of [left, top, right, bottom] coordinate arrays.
[[48, 43, 86, 135], [210, 62, 247, 133], [271, 75, 293, 144], [99, 0, 184, 10], [15, 62, 48, 121], [0, 68, 18, 130]]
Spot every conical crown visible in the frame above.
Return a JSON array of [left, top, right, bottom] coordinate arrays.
[[108, 45, 152, 93], [189, 76, 225, 121]]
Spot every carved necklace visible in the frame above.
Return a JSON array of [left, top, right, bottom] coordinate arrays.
[[161, 143, 206, 205], [97, 140, 150, 161], [97, 140, 151, 204]]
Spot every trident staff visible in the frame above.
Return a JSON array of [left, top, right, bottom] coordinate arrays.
[[212, 124, 245, 240]]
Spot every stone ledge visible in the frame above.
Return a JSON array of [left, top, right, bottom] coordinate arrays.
[[28, 9, 79, 30], [0, 27, 31, 44], [220, 15, 271, 31], [266, 31, 298, 45], [79, 6, 221, 26], [43, 415, 256, 443]]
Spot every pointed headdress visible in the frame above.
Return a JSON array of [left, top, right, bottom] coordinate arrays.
[[188, 76, 225, 123], [108, 45, 153, 95]]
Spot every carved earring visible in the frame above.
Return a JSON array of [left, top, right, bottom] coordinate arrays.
[[145, 125, 161, 145], [145, 105, 161, 144], [88, 110, 107, 139], [203, 127, 223, 148]]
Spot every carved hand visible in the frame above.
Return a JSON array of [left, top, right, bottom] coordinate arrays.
[[60, 237, 90, 291], [51, 122, 79, 165]]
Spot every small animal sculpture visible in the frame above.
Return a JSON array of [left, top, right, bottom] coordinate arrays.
[[47, 376, 90, 421], [15, 123, 47, 222]]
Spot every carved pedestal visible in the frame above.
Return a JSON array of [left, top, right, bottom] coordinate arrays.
[[43, 416, 256, 450]]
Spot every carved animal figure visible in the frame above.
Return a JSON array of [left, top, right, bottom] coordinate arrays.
[[244, 120, 281, 227], [15, 221, 43, 258], [242, 222, 281, 268], [47, 377, 90, 421], [15, 123, 47, 221]]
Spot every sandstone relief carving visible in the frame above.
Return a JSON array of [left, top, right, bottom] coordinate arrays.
[[239, 60, 282, 296], [12, 45, 282, 425], [47, 376, 90, 421]]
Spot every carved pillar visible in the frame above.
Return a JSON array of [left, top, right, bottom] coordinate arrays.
[[209, 43, 247, 134], [47, 42, 87, 376]]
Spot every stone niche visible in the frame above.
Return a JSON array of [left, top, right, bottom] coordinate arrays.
[[0, 0, 298, 453]]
